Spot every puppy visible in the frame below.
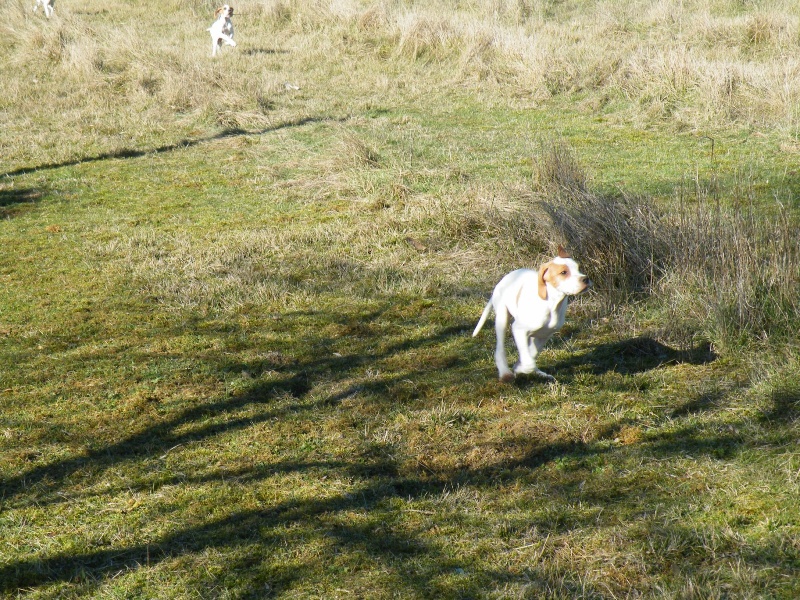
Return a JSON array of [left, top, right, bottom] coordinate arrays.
[[473, 246, 591, 382], [208, 5, 236, 57], [33, 0, 55, 18]]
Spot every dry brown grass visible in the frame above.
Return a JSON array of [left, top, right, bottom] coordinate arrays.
[[5, 0, 800, 174], [5, 0, 799, 346]]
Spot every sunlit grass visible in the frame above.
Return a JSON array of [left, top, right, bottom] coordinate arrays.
[[2, 0, 800, 598]]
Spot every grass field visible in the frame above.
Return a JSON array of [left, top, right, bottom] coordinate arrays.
[[2, 0, 800, 597]]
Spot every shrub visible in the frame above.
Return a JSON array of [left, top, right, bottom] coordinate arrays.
[[667, 185, 800, 349], [531, 142, 673, 308], [530, 142, 800, 350]]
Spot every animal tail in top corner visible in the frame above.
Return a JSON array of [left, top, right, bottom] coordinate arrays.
[[472, 301, 493, 337]]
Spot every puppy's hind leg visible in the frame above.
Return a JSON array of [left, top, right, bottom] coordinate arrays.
[[493, 306, 514, 382]]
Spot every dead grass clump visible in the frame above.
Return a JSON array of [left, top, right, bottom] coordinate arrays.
[[312, 129, 383, 181], [743, 13, 792, 48], [261, 0, 293, 25], [265, 0, 360, 34], [357, 4, 388, 33], [457, 27, 523, 84], [459, 30, 499, 81], [20, 20, 77, 64], [336, 130, 381, 169], [695, 62, 745, 122], [487, 0, 536, 26], [396, 12, 459, 61], [532, 143, 671, 305]]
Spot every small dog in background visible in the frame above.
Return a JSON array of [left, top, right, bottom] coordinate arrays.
[[209, 5, 236, 57], [473, 246, 591, 382], [33, 0, 55, 18]]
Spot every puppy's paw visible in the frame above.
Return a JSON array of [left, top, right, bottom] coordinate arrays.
[[514, 364, 556, 382], [499, 372, 515, 383], [513, 363, 535, 376]]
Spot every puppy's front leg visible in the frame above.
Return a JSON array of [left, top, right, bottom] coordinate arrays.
[[512, 327, 555, 381]]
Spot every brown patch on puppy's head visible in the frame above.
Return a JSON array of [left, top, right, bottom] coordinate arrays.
[[539, 252, 591, 299], [538, 248, 573, 300], [215, 5, 233, 18], [538, 262, 552, 300]]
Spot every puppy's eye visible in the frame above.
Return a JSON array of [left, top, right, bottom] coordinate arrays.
[[560, 270, 567, 275]]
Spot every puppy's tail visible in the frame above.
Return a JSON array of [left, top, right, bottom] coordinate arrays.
[[472, 300, 493, 337]]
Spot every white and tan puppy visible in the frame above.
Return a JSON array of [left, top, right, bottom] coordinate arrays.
[[33, 0, 55, 18], [209, 5, 236, 57], [473, 246, 591, 382]]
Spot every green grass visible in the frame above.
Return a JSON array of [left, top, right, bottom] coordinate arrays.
[[2, 0, 800, 598]]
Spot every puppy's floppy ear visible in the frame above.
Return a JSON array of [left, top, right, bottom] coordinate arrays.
[[557, 245, 571, 259], [538, 262, 550, 300], [214, 7, 223, 18]]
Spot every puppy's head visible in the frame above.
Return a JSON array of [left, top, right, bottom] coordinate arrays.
[[537, 245, 591, 300], [215, 5, 233, 18]]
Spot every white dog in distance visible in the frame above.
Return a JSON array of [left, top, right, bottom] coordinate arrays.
[[33, 0, 55, 18], [209, 5, 236, 57], [473, 246, 591, 382]]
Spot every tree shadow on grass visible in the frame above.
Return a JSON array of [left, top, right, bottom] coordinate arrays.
[[5, 382, 796, 597], [0, 312, 471, 507], [2, 307, 797, 596], [762, 380, 800, 423], [2, 385, 798, 596], [0, 115, 344, 179]]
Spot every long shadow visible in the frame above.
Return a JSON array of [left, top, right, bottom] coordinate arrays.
[[0, 372, 310, 501], [0, 405, 638, 596], [0, 309, 498, 595], [0, 187, 44, 207], [1, 115, 342, 179], [1, 326, 703, 509], [0, 466, 473, 596], [762, 381, 800, 423], [0, 316, 471, 506], [243, 48, 290, 56], [6, 381, 794, 596]]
